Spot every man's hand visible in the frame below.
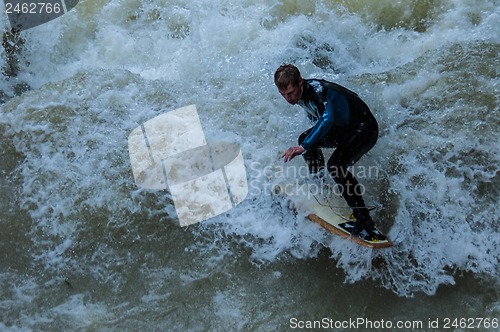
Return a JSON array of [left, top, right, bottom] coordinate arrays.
[[282, 145, 305, 163]]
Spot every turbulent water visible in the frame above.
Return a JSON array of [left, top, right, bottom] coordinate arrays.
[[1, 0, 499, 330]]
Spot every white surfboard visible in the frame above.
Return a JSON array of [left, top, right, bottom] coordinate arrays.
[[274, 182, 392, 249]]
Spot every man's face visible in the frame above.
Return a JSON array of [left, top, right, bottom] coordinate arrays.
[[278, 79, 303, 105]]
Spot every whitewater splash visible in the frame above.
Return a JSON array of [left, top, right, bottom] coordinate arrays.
[[1, 1, 499, 328]]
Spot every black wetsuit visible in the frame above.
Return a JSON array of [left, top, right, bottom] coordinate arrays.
[[297, 79, 378, 231]]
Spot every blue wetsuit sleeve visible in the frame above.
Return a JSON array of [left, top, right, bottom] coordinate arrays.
[[301, 90, 349, 150]]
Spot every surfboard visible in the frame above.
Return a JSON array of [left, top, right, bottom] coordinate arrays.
[[274, 182, 392, 249]]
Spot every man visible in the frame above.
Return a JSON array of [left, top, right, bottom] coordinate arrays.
[[275, 64, 385, 240]]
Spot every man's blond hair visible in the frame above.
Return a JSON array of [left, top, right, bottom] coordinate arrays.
[[274, 64, 302, 90]]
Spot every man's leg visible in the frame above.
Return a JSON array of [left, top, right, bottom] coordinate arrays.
[[327, 123, 379, 234], [327, 159, 375, 231]]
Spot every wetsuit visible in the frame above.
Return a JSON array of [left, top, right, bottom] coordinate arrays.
[[297, 79, 378, 231]]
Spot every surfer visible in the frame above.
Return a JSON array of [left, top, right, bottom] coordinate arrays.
[[275, 64, 385, 240]]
